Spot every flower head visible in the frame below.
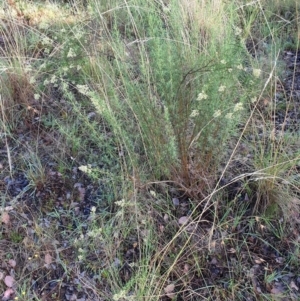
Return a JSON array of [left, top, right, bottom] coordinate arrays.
[[67, 48, 76, 58], [190, 110, 199, 117], [197, 91, 208, 101], [218, 85, 226, 92], [76, 85, 90, 96], [225, 112, 233, 120], [113, 290, 127, 301], [213, 110, 221, 118], [30, 77, 36, 84], [78, 164, 92, 173], [233, 102, 243, 112], [115, 199, 126, 207], [234, 27, 242, 36], [253, 68, 261, 78], [251, 97, 258, 103], [50, 75, 57, 84], [42, 37, 51, 45], [34, 94, 40, 100]]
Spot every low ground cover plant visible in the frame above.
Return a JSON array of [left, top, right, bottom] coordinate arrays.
[[0, 0, 300, 300]]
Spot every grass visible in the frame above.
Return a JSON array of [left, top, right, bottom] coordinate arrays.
[[1, 0, 300, 300]]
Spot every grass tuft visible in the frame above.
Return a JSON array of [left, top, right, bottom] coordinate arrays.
[[0, 0, 300, 300]]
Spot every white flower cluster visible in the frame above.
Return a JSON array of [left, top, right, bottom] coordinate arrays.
[[34, 94, 40, 100], [190, 110, 199, 118], [42, 36, 52, 45], [251, 97, 258, 103], [233, 102, 243, 112], [234, 27, 242, 36], [67, 48, 76, 58], [78, 164, 92, 174], [225, 112, 233, 120], [197, 91, 208, 101], [76, 84, 90, 96], [252, 68, 261, 78], [213, 110, 221, 118], [50, 75, 57, 84], [77, 248, 85, 261], [218, 85, 226, 92], [113, 290, 135, 301], [29, 78, 36, 86], [115, 199, 135, 208], [87, 227, 102, 239]]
